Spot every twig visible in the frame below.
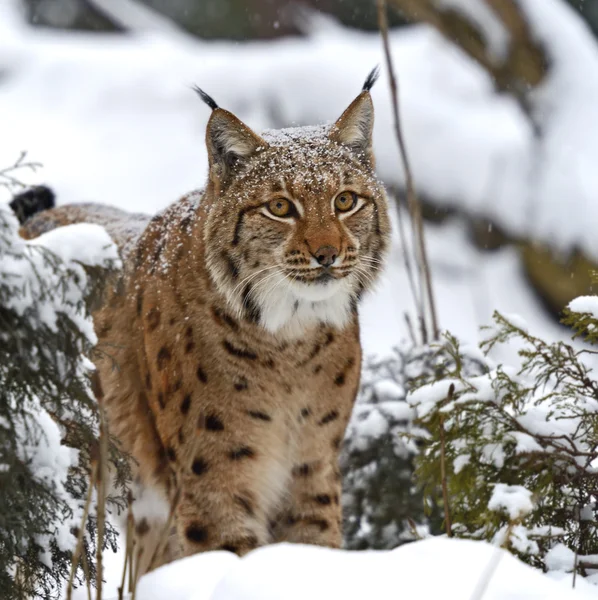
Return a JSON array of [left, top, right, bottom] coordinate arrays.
[[377, 5, 423, 337], [118, 493, 134, 600], [377, 0, 440, 341], [439, 383, 454, 536], [0, 151, 42, 188], [66, 456, 98, 600], [81, 549, 93, 600], [469, 521, 514, 600], [92, 372, 108, 600], [148, 486, 181, 573]]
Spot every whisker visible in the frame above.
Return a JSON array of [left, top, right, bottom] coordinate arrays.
[[231, 263, 281, 297]]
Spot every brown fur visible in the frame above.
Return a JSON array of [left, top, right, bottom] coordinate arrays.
[[21, 83, 390, 575]]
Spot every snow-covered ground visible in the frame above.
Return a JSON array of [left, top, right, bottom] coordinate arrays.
[[2, 0, 598, 597], [138, 537, 598, 600]]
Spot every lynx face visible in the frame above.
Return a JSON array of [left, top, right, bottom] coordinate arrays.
[[201, 80, 390, 338]]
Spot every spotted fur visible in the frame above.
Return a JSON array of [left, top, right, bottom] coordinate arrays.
[[20, 73, 390, 577]]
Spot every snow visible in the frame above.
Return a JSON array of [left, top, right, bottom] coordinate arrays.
[[1, 204, 119, 343], [28, 223, 121, 271], [488, 484, 535, 520], [437, 0, 510, 59], [407, 378, 464, 417], [569, 296, 598, 320], [131, 538, 598, 600], [17, 402, 82, 566], [137, 551, 239, 600]]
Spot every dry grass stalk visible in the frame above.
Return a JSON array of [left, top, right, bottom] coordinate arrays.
[[376, 0, 422, 332], [66, 455, 98, 600], [377, 0, 440, 342], [118, 493, 135, 600], [81, 550, 93, 600], [439, 384, 454, 537], [91, 371, 108, 600], [148, 486, 181, 573]]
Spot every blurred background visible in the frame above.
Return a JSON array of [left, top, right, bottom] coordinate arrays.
[[2, 0, 598, 356]]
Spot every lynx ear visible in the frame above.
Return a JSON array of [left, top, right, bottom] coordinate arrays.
[[329, 67, 379, 165], [193, 86, 268, 183], [206, 109, 268, 181]]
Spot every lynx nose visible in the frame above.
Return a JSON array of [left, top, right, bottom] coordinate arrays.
[[313, 245, 338, 267]]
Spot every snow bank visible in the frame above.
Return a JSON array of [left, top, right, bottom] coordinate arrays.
[[135, 538, 596, 600]]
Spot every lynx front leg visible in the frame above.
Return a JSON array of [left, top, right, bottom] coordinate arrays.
[[279, 455, 343, 547], [276, 406, 348, 548], [174, 471, 271, 556]]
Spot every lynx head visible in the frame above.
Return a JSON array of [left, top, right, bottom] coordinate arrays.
[[197, 68, 390, 339]]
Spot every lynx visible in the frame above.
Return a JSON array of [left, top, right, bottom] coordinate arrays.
[[19, 68, 390, 576]]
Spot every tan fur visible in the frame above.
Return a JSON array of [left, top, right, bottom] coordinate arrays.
[[21, 86, 390, 575]]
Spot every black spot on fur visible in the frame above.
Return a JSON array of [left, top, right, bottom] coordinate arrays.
[[247, 410, 271, 422], [206, 414, 224, 431], [223, 251, 240, 281], [192, 458, 208, 476], [220, 544, 238, 553], [334, 373, 345, 386], [146, 307, 161, 331], [313, 364, 322, 375], [298, 343, 321, 367], [308, 518, 329, 532], [145, 373, 152, 390], [196, 366, 208, 383], [293, 463, 311, 477], [186, 523, 208, 544], [166, 447, 177, 462], [234, 377, 248, 391], [136, 291, 143, 317], [230, 446, 255, 460], [223, 340, 258, 361], [232, 207, 249, 246], [185, 340, 195, 354], [300, 408, 311, 419], [241, 284, 261, 324], [156, 346, 171, 371], [135, 518, 150, 536], [212, 306, 240, 331], [180, 394, 191, 415], [157, 392, 165, 410], [319, 410, 339, 426], [315, 494, 331, 505], [234, 494, 255, 516]]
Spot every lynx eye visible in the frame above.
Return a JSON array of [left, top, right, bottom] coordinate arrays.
[[268, 198, 293, 218], [334, 191, 357, 213]]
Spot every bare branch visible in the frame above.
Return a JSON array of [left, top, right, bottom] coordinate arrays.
[[378, 0, 440, 341]]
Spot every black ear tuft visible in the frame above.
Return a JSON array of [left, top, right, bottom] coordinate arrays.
[[192, 85, 219, 111], [362, 66, 380, 92]]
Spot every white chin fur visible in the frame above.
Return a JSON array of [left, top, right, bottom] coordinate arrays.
[[251, 273, 354, 338], [289, 278, 345, 302]]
